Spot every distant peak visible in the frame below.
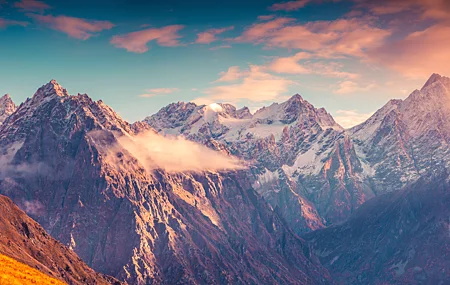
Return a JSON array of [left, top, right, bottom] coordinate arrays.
[[32, 79, 69, 102], [0, 94, 15, 106], [421, 73, 449, 90], [288, 94, 303, 101], [1, 94, 11, 100]]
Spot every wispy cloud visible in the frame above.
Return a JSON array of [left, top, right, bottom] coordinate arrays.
[[368, 24, 450, 78], [258, 15, 276, 21], [334, 80, 375, 95], [196, 26, 234, 44], [28, 14, 114, 40], [269, 52, 359, 79], [236, 17, 391, 59], [14, 0, 50, 12], [209, 45, 232, 50], [333, 109, 373, 128], [196, 65, 294, 104], [110, 25, 184, 53], [139, 88, 179, 98], [269, 0, 312, 11], [0, 18, 28, 28], [214, 66, 247, 82], [355, 0, 450, 20]]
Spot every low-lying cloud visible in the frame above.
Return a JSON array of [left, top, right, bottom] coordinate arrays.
[[0, 142, 50, 179], [91, 130, 246, 174]]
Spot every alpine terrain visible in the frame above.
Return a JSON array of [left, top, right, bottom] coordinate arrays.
[[0, 80, 331, 285]]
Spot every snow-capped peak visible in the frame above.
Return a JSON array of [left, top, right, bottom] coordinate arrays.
[[421, 73, 450, 90], [31, 79, 69, 103], [208, 103, 223, 113], [0, 93, 16, 124], [253, 94, 342, 130]]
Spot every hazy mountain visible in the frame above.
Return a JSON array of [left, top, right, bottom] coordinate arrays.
[[305, 173, 450, 284], [350, 73, 450, 193]]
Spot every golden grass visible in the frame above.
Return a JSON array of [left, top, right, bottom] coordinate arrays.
[[0, 253, 66, 285]]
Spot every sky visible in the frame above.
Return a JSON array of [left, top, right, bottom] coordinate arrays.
[[1, 0, 450, 128]]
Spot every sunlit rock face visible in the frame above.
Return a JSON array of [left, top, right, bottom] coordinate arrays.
[[0, 80, 331, 285]]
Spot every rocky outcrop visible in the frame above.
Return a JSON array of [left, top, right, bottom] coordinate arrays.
[[0, 195, 121, 285], [0, 94, 16, 125]]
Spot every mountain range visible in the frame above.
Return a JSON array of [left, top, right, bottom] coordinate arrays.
[[0, 74, 449, 284], [145, 73, 450, 234]]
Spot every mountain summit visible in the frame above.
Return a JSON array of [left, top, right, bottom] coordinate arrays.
[[0, 94, 16, 125]]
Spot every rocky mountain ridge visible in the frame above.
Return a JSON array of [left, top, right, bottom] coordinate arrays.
[[0, 80, 331, 284], [144, 73, 450, 235], [145, 92, 373, 234]]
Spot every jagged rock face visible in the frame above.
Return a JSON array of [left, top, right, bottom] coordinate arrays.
[[145, 94, 372, 232], [305, 175, 450, 285], [350, 74, 450, 193], [0, 94, 16, 125], [0, 195, 121, 285], [0, 81, 331, 285]]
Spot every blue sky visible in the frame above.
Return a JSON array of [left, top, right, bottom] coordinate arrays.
[[1, 0, 449, 127]]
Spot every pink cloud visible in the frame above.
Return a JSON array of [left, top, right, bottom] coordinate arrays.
[[334, 80, 375, 95], [235, 17, 295, 43], [355, 0, 450, 20], [29, 14, 114, 40], [14, 0, 50, 12], [258, 15, 276, 21], [196, 26, 234, 44], [269, 0, 311, 11], [237, 17, 391, 58], [269, 52, 312, 74], [269, 52, 359, 79], [333, 110, 374, 128], [139, 88, 179, 98], [368, 24, 450, 78], [0, 18, 28, 28], [110, 25, 184, 53], [196, 65, 294, 104], [215, 66, 247, 82]]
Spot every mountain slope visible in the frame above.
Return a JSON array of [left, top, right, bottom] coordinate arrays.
[[0, 253, 64, 285], [145, 94, 373, 232], [304, 174, 450, 284], [0, 195, 120, 285], [350, 73, 450, 193], [0, 80, 331, 285]]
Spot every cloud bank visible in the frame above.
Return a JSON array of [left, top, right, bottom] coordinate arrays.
[[91, 130, 245, 174]]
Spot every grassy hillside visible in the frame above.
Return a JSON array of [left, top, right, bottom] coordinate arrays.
[[0, 253, 65, 285]]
